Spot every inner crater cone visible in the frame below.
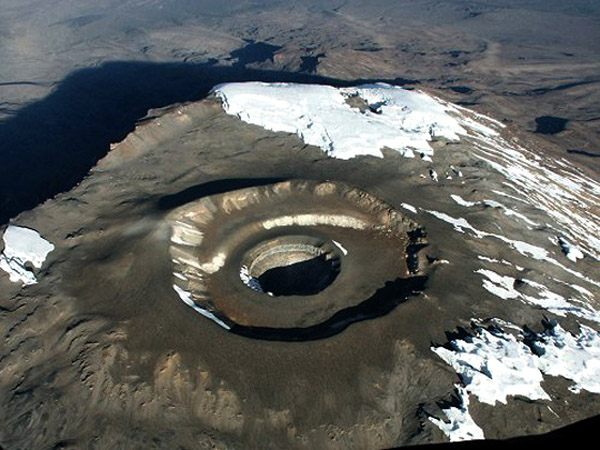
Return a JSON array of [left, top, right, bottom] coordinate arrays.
[[165, 180, 428, 338], [241, 236, 341, 296]]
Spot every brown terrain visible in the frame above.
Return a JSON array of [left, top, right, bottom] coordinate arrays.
[[1, 1, 599, 449]]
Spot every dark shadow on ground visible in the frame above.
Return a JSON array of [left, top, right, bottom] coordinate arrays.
[[157, 177, 287, 210], [0, 45, 418, 224], [229, 275, 427, 341], [257, 254, 340, 296], [534, 115, 568, 134], [567, 149, 600, 158]]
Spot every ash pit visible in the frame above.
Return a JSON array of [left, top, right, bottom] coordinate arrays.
[[166, 179, 428, 338], [241, 236, 341, 296]]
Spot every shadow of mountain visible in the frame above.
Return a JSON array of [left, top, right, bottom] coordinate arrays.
[[0, 56, 418, 224]]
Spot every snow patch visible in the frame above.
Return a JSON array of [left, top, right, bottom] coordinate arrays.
[[200, 252, 226, 274], [433, 320, 600, 407], [240, 265, 264, 293], [476, 269, 521, 300], [558, 236, 584, 262], [482, 199, 539, 227], [477, 269, 600, 323], [170, 220, 204, 246], [173, 284, 231, 329], [451, 194, 477, 207], [332, 240, 348, 256], [429, 386, 484, 442], [450, 165, 463, 177], [425, 210, 485, 237], [262, 214, 368, 230], [401, 203, 418, 214], [450, 196, 538, 227], [0, 225, 55, 285], [531, 323, 600, 394], [432, 326, 549, 405]]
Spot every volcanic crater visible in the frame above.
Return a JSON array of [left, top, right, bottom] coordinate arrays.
[[167, 179, 429, 339]]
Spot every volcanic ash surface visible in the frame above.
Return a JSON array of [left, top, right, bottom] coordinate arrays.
[[1, 81, 599, 449]]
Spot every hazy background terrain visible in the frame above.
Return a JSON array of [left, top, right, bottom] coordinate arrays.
[[2, 0, 599, 223]]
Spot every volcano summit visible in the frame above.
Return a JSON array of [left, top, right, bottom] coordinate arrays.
[[1, 81, 599, 448]]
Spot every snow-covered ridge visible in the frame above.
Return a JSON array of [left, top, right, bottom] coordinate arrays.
[[0, 225, 54, 285], [213, 82, 473, 160], [470, 131, 600, 262]]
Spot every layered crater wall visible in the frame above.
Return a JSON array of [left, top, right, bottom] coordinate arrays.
[[166, 179, 427, 337]]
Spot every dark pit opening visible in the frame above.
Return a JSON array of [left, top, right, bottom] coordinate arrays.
[[534, 116, 568, 135], [241, 237, 341, 297], [257, 254, 340, 296]]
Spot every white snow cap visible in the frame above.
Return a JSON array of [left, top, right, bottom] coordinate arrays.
[[0, 225, 55, 285], [213, 82, 467, 160]]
